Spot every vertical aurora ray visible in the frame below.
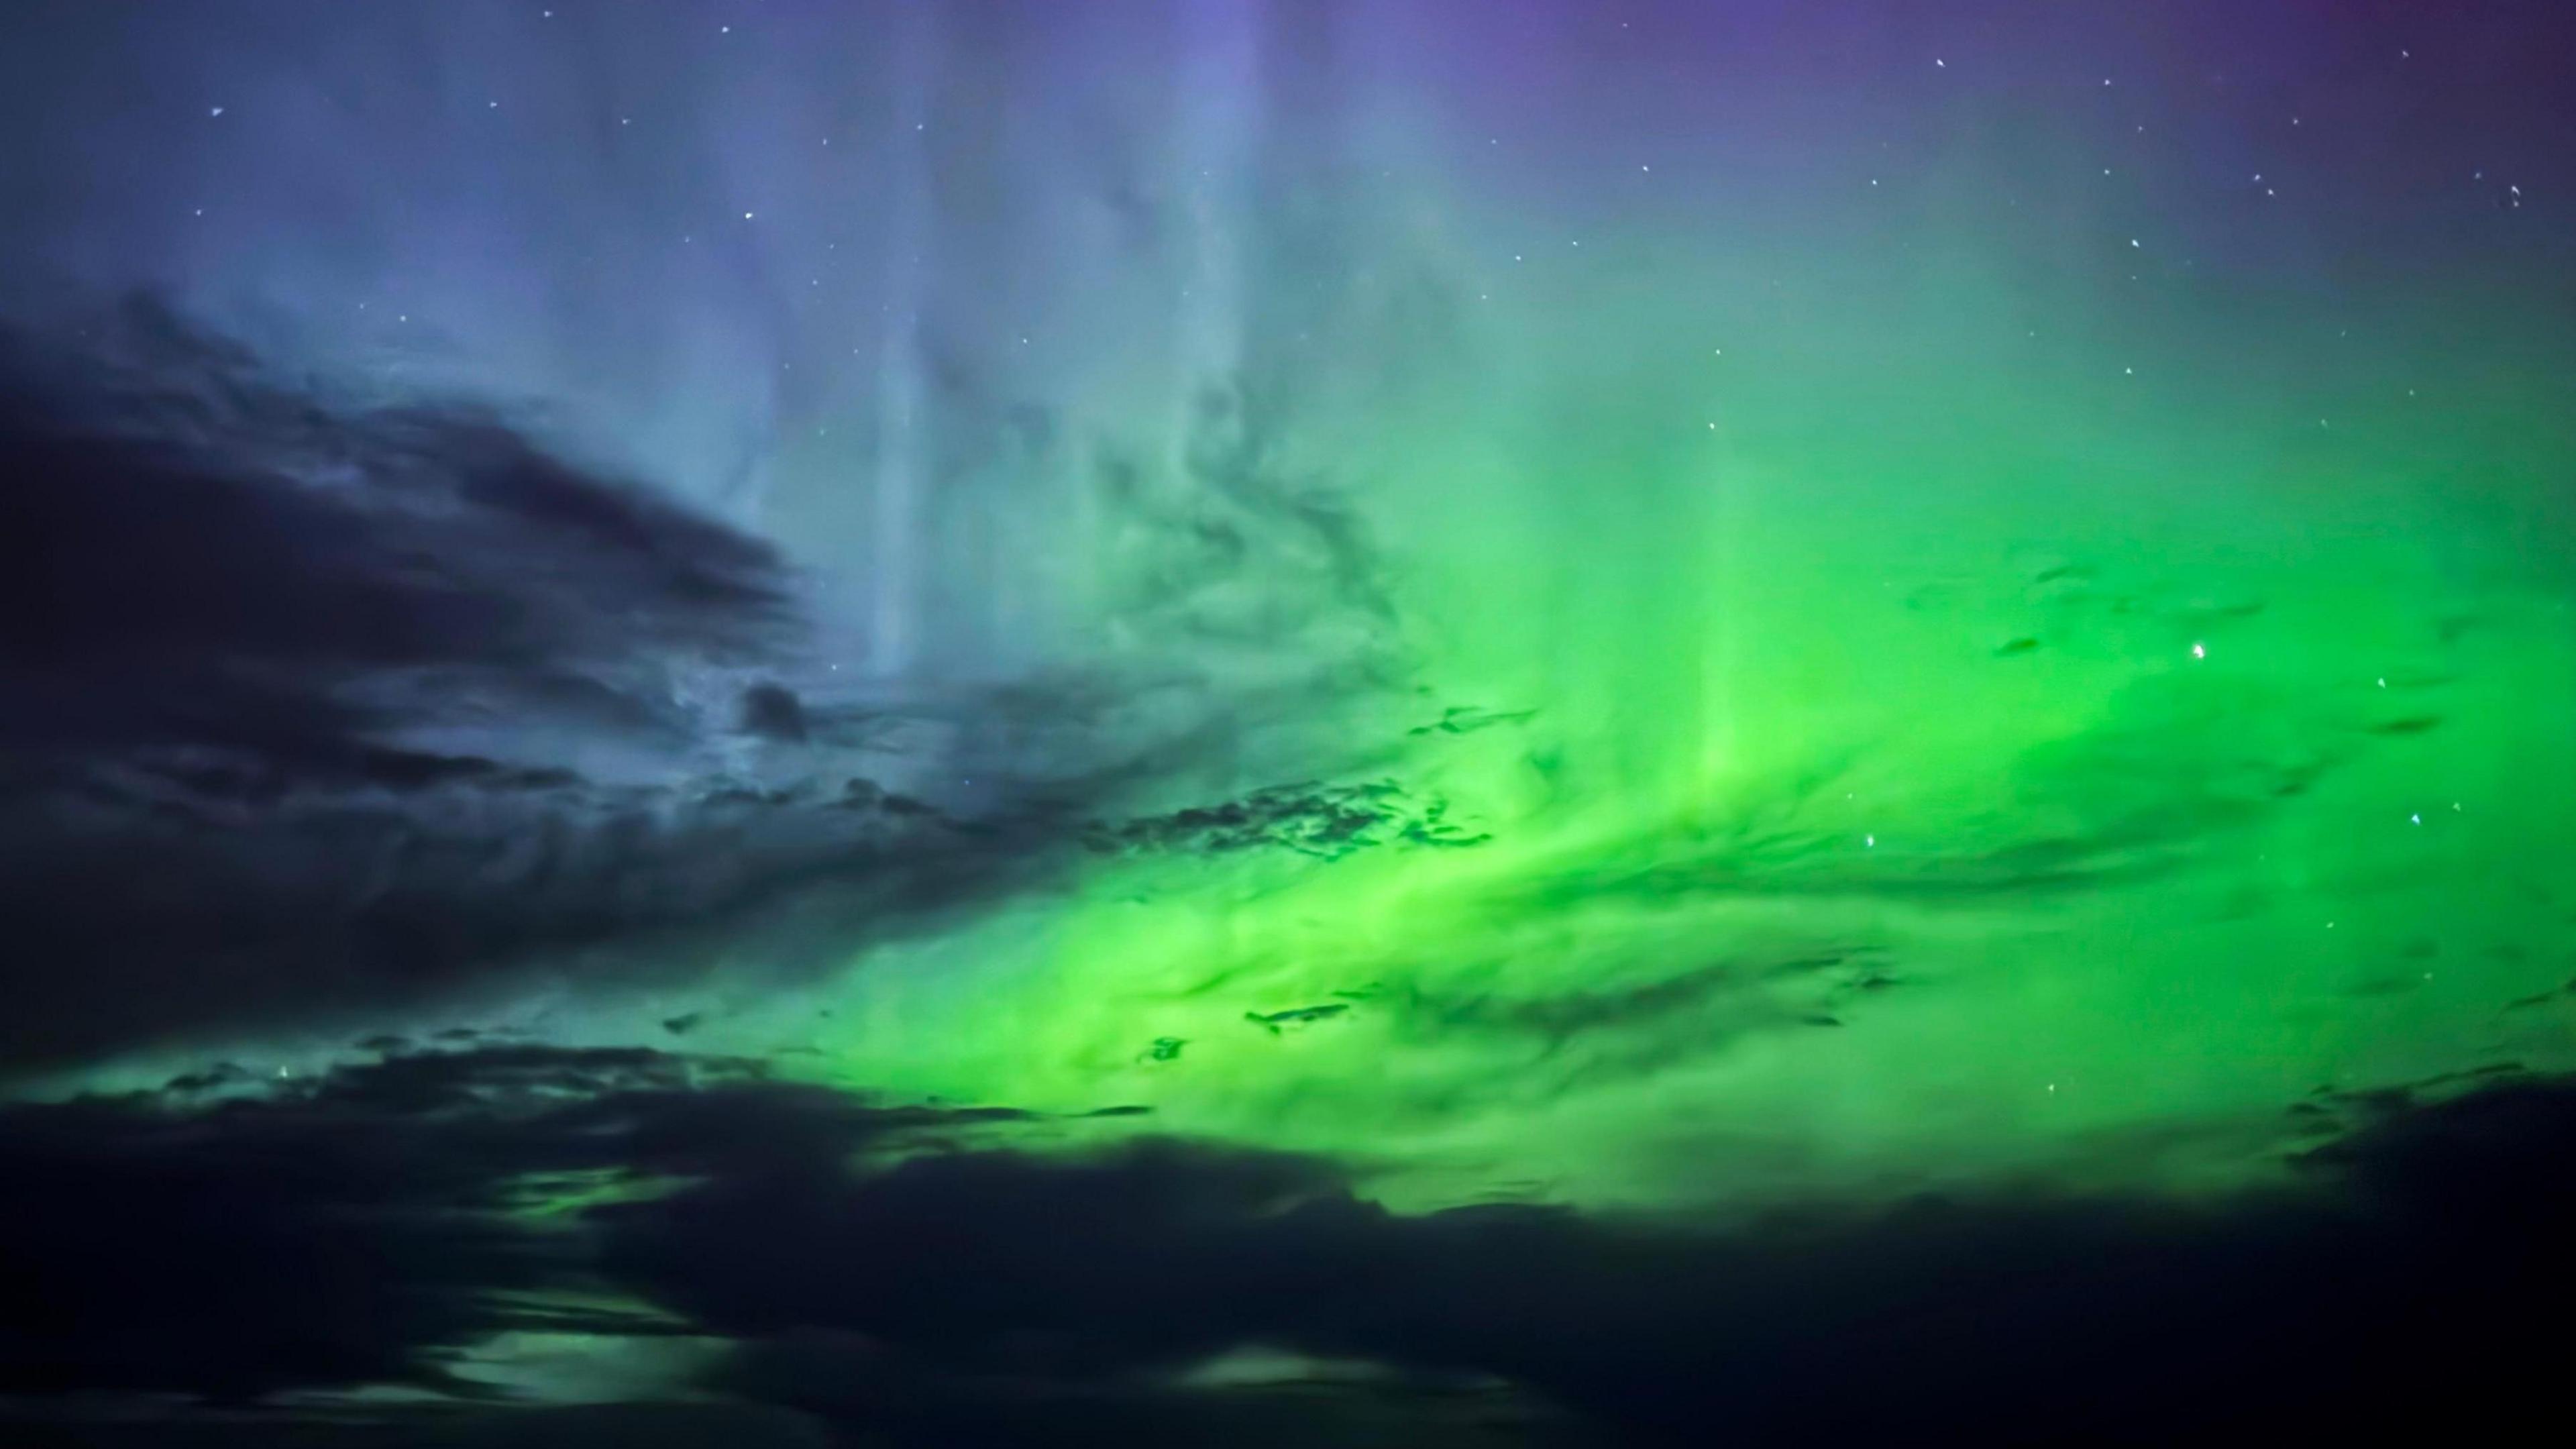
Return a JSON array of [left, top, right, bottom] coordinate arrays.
[[867, 13, 932, 680], [7, 0, 2573, 1212], [708, 1, 2576, 1211], [12, 3, 2576, 1436]]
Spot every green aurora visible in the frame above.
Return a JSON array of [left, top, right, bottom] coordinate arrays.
[[689, 251, 2574, 1210], [52, 99, 2576, 1221], [5, 3, 2574, 1436]]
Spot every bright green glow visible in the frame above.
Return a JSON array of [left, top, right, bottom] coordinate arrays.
[[62, 207, 2542, 1222], [763, 233, 2576, 1211]]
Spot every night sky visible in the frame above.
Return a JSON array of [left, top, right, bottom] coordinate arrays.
[[3, 2, 2573, 1444]]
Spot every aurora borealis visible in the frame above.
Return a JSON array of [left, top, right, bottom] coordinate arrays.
[[3, 1, 2573, 1442]]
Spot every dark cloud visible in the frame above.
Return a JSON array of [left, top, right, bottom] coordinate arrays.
[[1083, 372, 1401, 669], [1244, 1004, 1351, 1033], [0, 1402, 848, 1449], [0, 303, 850, 1064], [735, 684, 809, 743], [9, 1044, 2569, 1444], [596, 1073, 2576, 1443], [1360, 945, 1900, 1088], [706, 1336, 1595, 1449], [1089, 780, 1487, 861], [1498, 653, 2392, 923], [0, 1374, 1582, 1449], [0, 301, 790, 765], [0, 1046, 1028, 1407], [1408, 705, 1538, 739], [0, 309, 1446, 1070]]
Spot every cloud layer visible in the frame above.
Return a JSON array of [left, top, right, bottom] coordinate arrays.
[[0, 307, 1456, 1071], [5, 1042, 2571, 1444]]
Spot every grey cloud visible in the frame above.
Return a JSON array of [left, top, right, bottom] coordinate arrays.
[[0, 307, 1454, 1069]]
